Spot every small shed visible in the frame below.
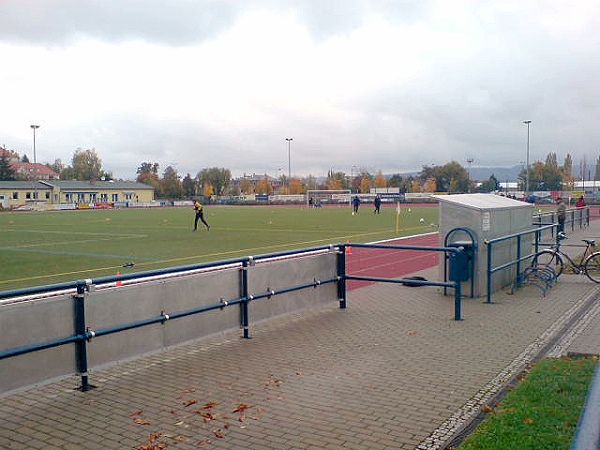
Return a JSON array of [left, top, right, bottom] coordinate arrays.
[[436, 194, 533, 297]]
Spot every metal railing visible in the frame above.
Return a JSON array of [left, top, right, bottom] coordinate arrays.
[[342, 242, 464, 321], [0, 242, 464, 393], [484, 207, 591, 303]]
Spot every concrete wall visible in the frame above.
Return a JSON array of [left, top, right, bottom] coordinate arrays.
[[0, 251, 339, 395]]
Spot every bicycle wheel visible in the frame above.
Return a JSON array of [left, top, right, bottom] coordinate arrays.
[[584, 252, 600, 283], [531, 250, 564, 278]]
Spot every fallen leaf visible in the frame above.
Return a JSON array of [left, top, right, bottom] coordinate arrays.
[[407, 329, 418, 335], [183, 399, 198, 407], [232, 403, 251, 413], [523, 417, 534, 424], [482, 405, 494, 413], [213, 430, 226, 438], [195, 411, 216, 422], [134, 418, 151, 425], [198, 439, 212, 446], [130, 410, 143, 416]]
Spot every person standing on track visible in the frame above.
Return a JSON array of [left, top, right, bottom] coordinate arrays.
[[374, 195, 381, 214], [193, 199, 210, 231]]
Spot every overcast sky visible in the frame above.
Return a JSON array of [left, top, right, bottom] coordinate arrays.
[[1, 0, 599, 180]]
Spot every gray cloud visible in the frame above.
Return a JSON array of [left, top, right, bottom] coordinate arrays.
[[2, 1, 600, 180]]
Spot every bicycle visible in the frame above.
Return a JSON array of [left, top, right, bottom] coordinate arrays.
[[531, 232, 600, 283]]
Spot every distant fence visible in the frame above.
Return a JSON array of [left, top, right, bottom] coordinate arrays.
[[0, 242, 464, 395]]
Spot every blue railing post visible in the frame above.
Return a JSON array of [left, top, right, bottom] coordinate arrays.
[[486, 241, 493, 304], [338, 245, 347, 309], [516, 235, 522, 285], [241, 259, 250, 339], [454, 280, 462, 320], [74, 281, 90, 391]]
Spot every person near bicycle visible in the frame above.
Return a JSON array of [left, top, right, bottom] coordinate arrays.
[[556, 197, 566, 233]]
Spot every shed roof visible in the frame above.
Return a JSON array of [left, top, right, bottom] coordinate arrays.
[[434, 193, 532, 211]]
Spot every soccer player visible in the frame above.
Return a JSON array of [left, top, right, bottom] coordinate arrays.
[[374, 195, 381, 214], [352, 195, 360, 214], [193, 199, 210, 231]]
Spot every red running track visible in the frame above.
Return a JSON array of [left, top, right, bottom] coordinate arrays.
[[346, 232, 440, 290]]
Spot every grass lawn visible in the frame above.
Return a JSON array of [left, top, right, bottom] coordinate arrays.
[[455, 356, 599, 450], [0, 204, 439, 291]]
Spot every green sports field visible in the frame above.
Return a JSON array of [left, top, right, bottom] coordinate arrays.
[[0, 204, 439, 291]]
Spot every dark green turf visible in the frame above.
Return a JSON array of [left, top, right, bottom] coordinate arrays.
[[0, 204, 439, 290]]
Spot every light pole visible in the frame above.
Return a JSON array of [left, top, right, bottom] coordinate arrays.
[[522, 120, 531, 194], [466, 158, 474, 192], [285, 137, 293, 193], [30, 124, 40, 205]]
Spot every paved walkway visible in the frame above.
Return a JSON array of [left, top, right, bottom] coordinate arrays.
[[2, 222, 600, 450]]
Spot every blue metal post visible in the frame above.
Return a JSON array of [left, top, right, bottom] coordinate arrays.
[[454, 281, 462, 320], [486, 242, 493, 304], [74, 282, 90, 391], [241, 260, 250, 339], [337, 245, 347, 309]]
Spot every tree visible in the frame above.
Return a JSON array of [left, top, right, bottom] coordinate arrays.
[[358, 176, 372, 193], [182, 173, 196, 197], [422, 177, 436, 193], [162, 166, 182, 199], [0, 154, 16, 180], [239, 178, 253, 194], [374, 171, 387, 188], [518, 153, 566, 191], [562, 154, 574, 190], [255, 175, 272, 194], [136, 162, 160, 182], [289, 178, 304, 194], [419, 161, 470, 193], [198, 167, 231, 196], [61, 148, 106, 180], [478, 174, 500, 193], [47, 159, 64, 176], [326, 170, 346, 190]]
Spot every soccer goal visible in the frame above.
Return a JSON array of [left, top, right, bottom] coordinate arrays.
[[306, 190, 351, 207]]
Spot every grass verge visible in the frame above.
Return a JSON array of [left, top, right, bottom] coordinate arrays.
[[454, 355, 598, 450]]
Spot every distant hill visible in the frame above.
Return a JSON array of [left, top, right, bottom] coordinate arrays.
[[391, 165, 522, 183]]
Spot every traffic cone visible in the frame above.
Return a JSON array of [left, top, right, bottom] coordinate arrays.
[[116, 271, 122, 287], [345, 240, 352, 255]]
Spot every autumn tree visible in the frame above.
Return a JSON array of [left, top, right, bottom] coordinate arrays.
[[239, 178, 253, 194], [326, 170, 346, 190], [374, 171, 387, 188], [162, 166, 183, 199], [136, 162, 160, 182], [419, 161, 470, 193], [198, 167, 231, 196], [61, 148, 108, 180], [359, 176, 372, 193], [202, 182, 214, 197], [254, 175, 272, 194], [289, 178, 304, 194], [422, 177, 436, 193]]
